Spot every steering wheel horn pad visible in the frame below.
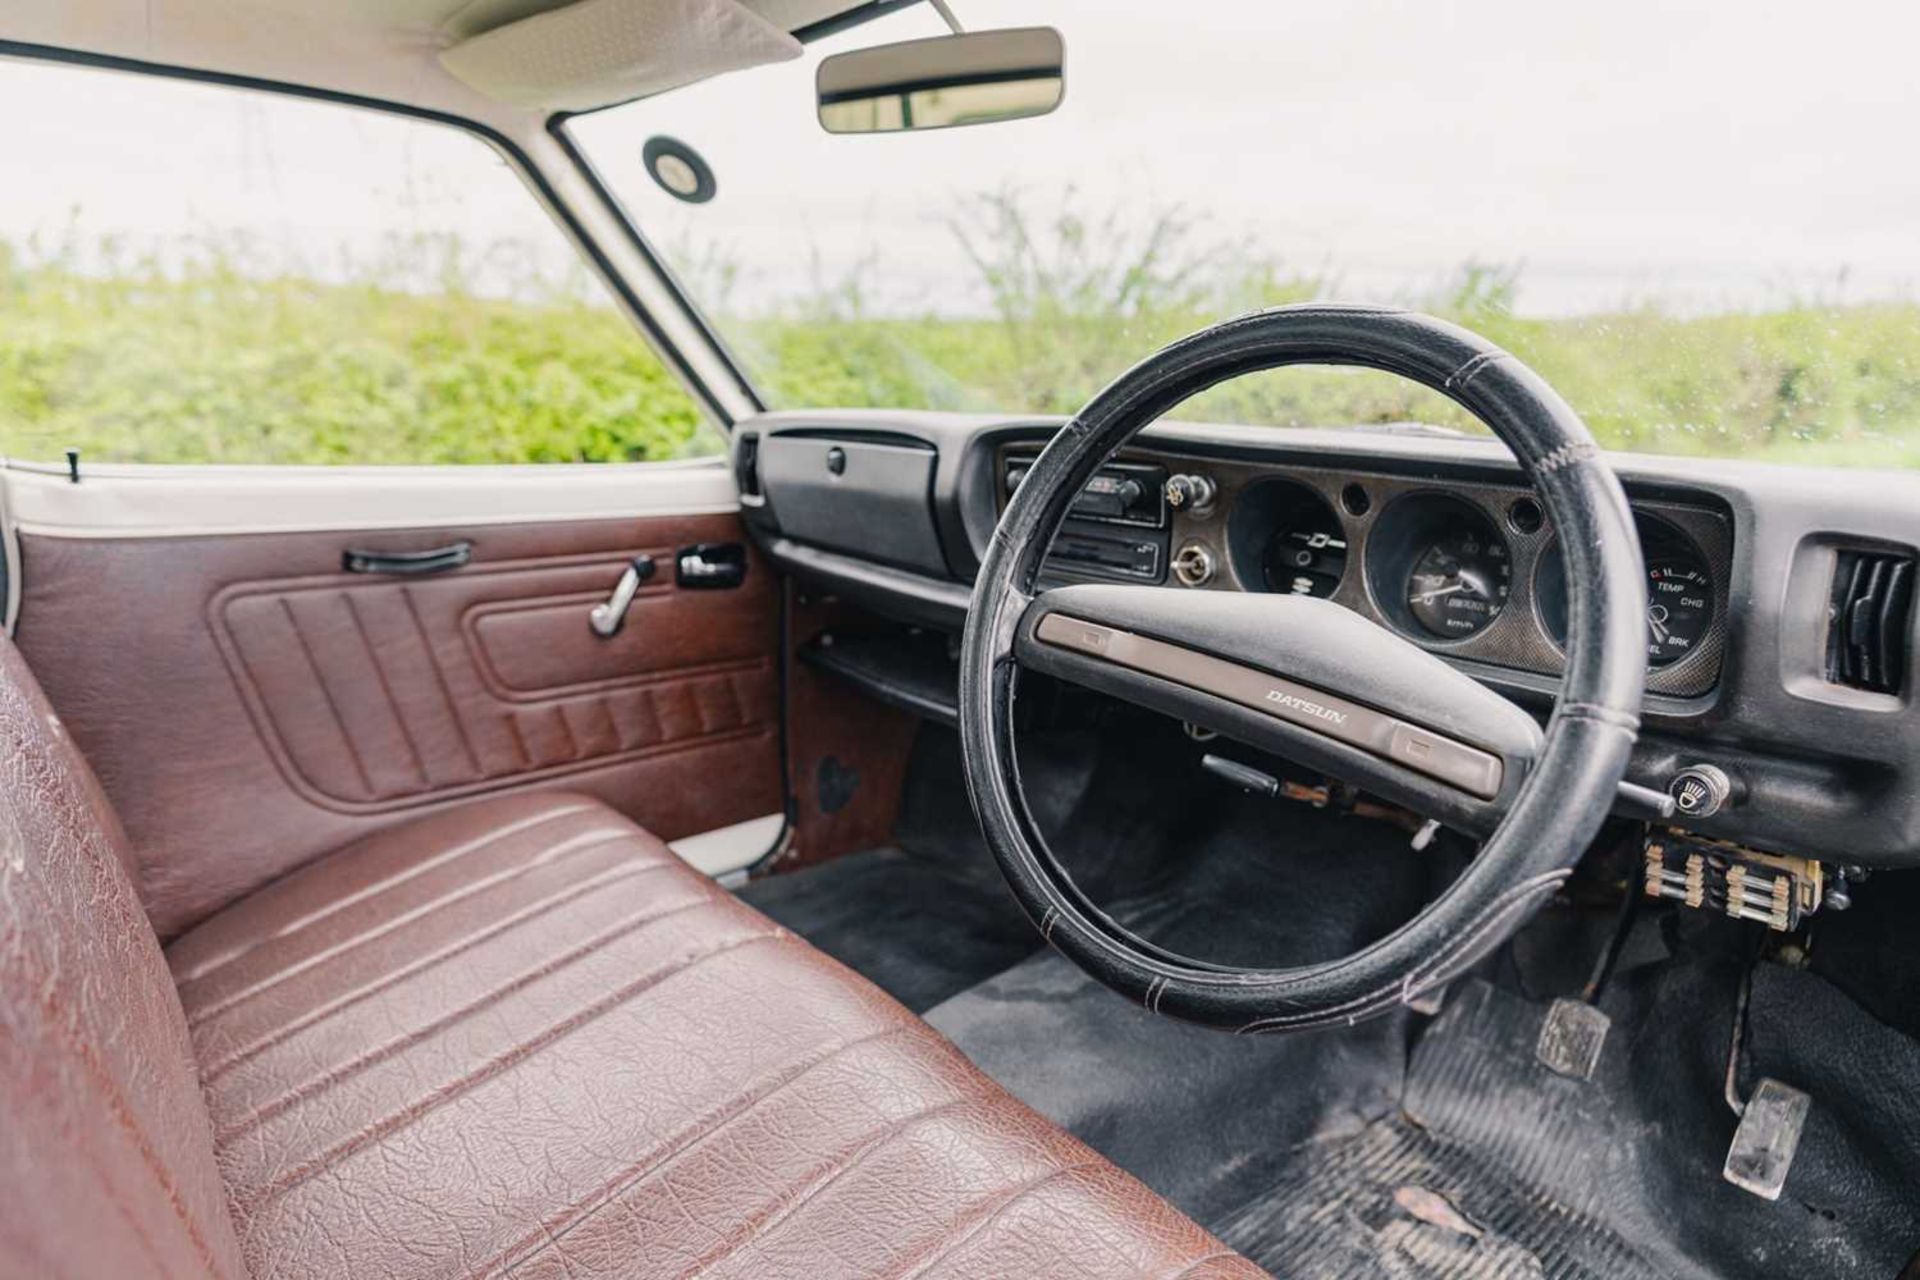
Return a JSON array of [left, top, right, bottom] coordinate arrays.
[[958, 305, 1647, 1032], [1018, 584, 1545, 833]]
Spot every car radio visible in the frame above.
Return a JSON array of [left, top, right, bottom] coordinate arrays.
[[1006, 457, 1167, 528], [1004, 452, 1170, 584]]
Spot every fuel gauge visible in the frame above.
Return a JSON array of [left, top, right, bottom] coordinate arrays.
[[1643, 554, 1714, 666]]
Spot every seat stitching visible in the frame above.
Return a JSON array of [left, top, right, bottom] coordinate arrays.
[[478, 1022, 925, 1277], [86, 1160, 171, 1279], [213, 889, 719, 1141], [0, 700, 232, 1277], [676, 1096, 979, 1280], [236, 926, 784, 1214], [185, 825, 641, 1022], [198, 858, 685, 1080], [9, 959, 233, 1280], [882, 1160, 1108, 1280], [184, 828, 642, 1025], [170, 800, 600, 983]]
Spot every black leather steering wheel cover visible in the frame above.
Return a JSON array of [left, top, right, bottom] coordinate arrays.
[[958, 304, 1647, 1032]]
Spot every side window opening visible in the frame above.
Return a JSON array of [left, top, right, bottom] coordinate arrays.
[[0, 58, 715, 466]]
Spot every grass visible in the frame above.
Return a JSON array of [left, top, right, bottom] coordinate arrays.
[[2, 204, 1916, 470]]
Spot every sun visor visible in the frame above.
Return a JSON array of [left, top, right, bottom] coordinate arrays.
[[439, 0, 802, 112]]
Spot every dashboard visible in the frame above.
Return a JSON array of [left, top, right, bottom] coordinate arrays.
[[998, 443, 1734, 703], [736, 410, 1920, 870]]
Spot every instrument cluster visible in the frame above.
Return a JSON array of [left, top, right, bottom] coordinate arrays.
[[1161, 459, 1733, 699]]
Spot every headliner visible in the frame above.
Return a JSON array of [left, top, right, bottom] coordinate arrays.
[[0, 0, 882, 121]]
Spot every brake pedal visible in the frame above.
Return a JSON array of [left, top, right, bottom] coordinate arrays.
[[1535, 998, 1610, 1080], [1534, 861, 1641, 1081]]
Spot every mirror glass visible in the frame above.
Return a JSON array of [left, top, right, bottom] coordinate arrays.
[[817, 26, 1063, 134]]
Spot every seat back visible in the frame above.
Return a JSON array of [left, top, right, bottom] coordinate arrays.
[[0, 633, 245, 1277]]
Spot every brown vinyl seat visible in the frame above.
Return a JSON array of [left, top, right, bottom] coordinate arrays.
[[0, 633, 1265, 1280]]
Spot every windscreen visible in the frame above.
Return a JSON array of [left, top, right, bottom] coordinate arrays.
[[571, 0, 1920, 468]]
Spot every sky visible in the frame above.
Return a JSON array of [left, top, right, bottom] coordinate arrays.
[[3, 0, 1918, 316], [0, 53, 578, 295], [576, 0, 1920, 316]]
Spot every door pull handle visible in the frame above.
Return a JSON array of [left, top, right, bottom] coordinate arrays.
[[589, 554, 657, 638], [342, 542, 473, 575]]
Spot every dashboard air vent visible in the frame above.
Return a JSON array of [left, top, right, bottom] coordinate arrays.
[[735, 432, 761, 500], [1825, 548, 1915, 694]]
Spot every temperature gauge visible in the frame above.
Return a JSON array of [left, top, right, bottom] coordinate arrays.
[[1644, 555, 1714, 666], [1534, 517, 1716, 668]]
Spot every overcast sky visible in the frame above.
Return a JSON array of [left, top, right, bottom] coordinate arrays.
[[581, 0, 1920, 314], [4, 0, 1918, 315]]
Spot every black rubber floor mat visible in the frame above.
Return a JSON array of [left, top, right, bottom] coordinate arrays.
[[926, 798, 1435, 1226], [1214, 972, 1920, 1280], [1213, 980, 1670, 1279], [1213, 1117, 1663, 1280], [736, 846, 1040, 1013], [743, 724, 1919, 1278]]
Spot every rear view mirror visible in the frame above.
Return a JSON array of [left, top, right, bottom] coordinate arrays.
[[817, 27, 1063, 134]]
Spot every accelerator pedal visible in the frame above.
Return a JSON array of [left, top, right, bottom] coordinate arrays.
[[1723, 1078, 1811, 1201]]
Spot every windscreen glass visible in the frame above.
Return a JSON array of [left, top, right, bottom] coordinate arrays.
[[573, 0, 1920, 468]]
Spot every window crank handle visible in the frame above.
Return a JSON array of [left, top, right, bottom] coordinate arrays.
[[588, 554, 656, 638]]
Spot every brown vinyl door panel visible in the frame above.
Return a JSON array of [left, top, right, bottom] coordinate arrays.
[[212, 536, 770, 808], [17, 511, 780, 937]]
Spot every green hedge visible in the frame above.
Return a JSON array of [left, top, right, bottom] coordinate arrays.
[[731, 286, 1920, 469], [3, 245, 1916, 469], [0, 257, 713, 465]]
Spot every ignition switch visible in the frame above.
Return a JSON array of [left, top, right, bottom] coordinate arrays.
[[1164, 473, 1216, 513]]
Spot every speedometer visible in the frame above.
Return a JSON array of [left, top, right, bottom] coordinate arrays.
[[1405, 516, 1512, 638]]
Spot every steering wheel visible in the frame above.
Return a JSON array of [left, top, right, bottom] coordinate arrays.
[[958, 305, 1648, 1032]]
